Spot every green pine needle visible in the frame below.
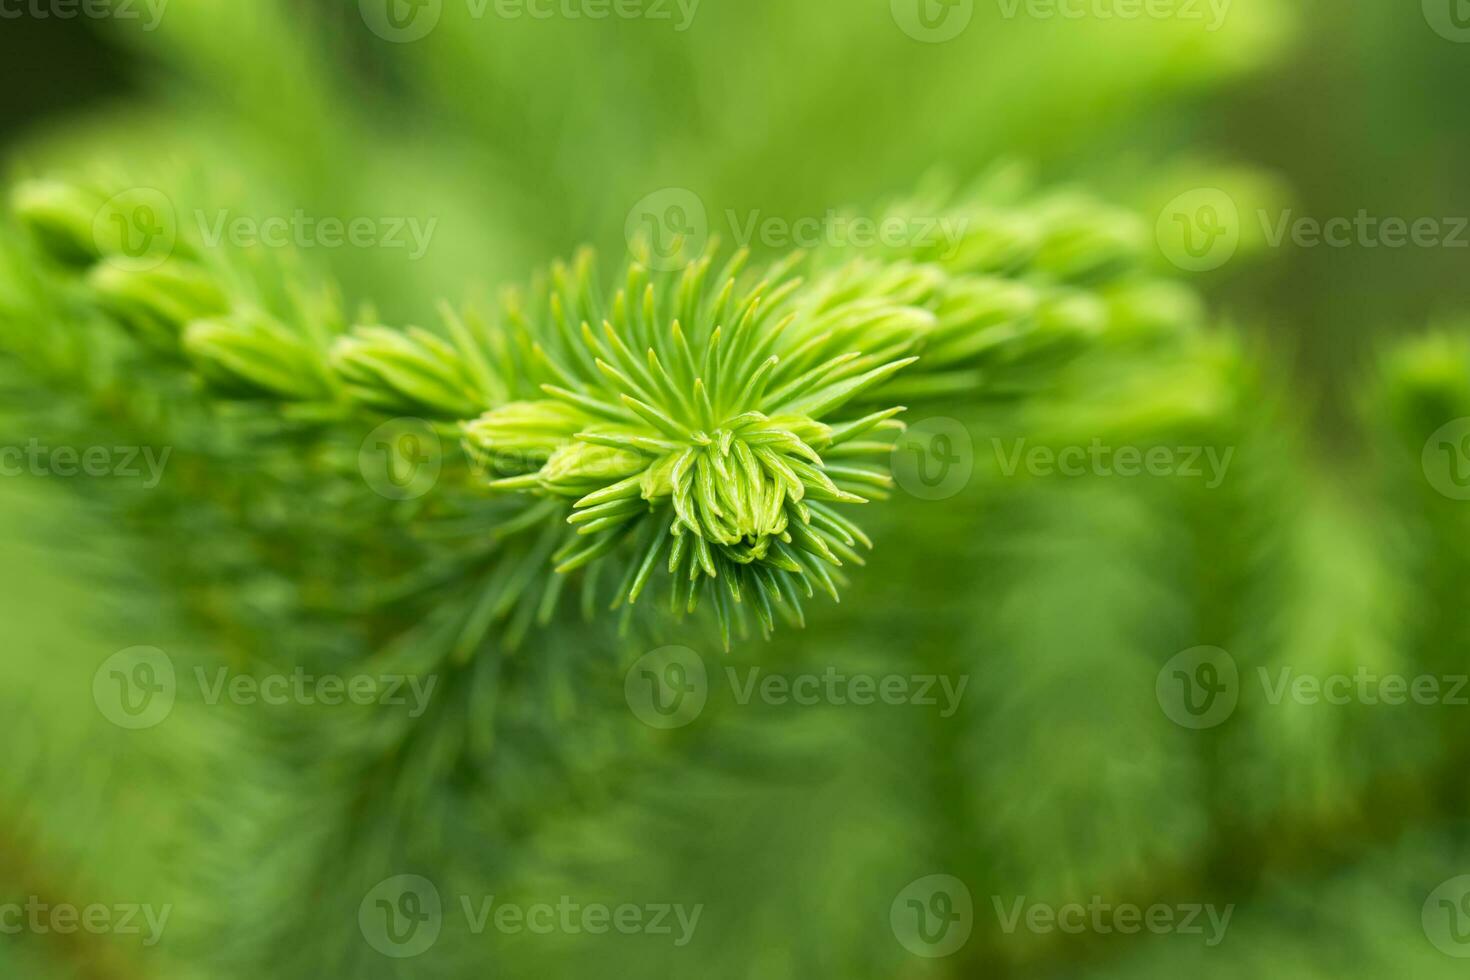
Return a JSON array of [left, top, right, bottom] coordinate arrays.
[[461, 248, 925, 645]]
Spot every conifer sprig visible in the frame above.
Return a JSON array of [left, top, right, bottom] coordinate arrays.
[[454, 248, 925, 644], [5, 171, 1193, 646], [7, 179, 937, 643]]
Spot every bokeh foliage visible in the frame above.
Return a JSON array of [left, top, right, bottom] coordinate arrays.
[[3, 1, 1470, 978]]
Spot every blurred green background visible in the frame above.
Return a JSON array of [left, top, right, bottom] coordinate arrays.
[[4, 0, 1470, 977]]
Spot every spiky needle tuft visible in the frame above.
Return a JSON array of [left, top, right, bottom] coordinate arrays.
[[461, 248, 924, 646]]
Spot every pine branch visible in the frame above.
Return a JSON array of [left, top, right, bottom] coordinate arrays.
[[7, 172, 1183, 648]]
